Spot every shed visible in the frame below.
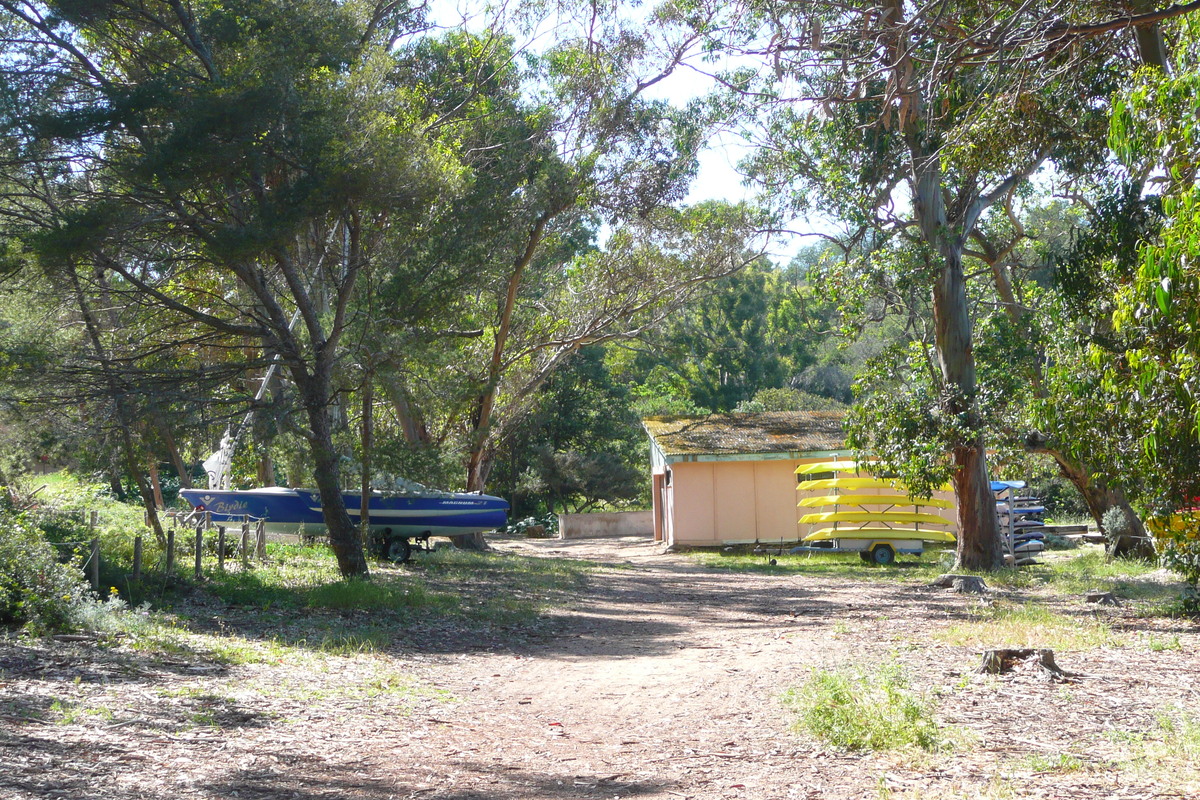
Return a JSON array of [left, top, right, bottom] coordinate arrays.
[[642, 411, 957, 547], [644, 411, 844, 547]]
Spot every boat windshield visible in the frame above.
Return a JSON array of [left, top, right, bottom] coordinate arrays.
[[372, 476, 455, 497]]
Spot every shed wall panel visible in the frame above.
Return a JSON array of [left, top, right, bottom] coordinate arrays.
[[670, 463, 717, 545], [753, 460, 803, 542], [714, 461, 757, 542]]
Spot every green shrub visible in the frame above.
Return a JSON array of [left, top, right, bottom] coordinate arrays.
[[0, 511, 93, 634], [783, 663, 944, 752]]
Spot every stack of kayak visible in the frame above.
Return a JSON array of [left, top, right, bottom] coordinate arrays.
[[796, 459, 957, 564], [993, 480, 1046, 564]]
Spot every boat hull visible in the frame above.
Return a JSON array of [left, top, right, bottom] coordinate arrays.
[[179, 488, 509, 537]]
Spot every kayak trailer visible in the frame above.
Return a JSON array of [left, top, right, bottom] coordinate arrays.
[[794, 460, 957, 565], [789, 538, 941, 565]]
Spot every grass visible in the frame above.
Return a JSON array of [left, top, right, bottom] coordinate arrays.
[[937, 601, 1120, 650], [48, 698, 114, 725], [1101, 708, 1200, 794], [197, 543, 590, 620], [782, 662, 946, 752], [1143, 632, 1183, 651], [97, 539, 595, 662], [1010, 551, 1168, 596]]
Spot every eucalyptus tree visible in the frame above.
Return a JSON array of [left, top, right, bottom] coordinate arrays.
[[0, 0, 463, 577], [352, 19, 766, 549], [705, 0, 1200, 569]]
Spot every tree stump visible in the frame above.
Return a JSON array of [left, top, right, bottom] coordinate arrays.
[[1085, 590, 1121, 606], [930, 574, 988, 594], [977, 648, 1072, 681]]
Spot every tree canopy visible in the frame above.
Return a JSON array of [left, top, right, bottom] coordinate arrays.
[[3, 0, 1200, 576]]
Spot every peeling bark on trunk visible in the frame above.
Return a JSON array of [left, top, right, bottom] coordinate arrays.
[[456, 214, 553, 552], [932, 250, 1004, 570], [360, 376, 373, 545], [921, 173, 1005, 570], [151, 412, 192, 490], [951, 442, 1006, 569], [882, 0, 1005, 571], [256, 455, 276, 487], [148, 459, 164, 510], [381, 378, 430, 446]]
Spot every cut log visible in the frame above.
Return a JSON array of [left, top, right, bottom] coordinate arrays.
[[930, 574, 988, 594], [977, 648, 1072, 681], [1085, 590, 1121, 606]]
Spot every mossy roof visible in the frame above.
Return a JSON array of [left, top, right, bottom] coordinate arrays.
[[642, 411, 846, 458]]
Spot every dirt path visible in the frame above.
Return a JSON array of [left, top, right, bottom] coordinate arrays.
[[3, 536, 1200, 799]]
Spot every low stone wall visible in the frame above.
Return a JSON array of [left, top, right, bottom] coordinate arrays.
[[558, 510, 653, 539]]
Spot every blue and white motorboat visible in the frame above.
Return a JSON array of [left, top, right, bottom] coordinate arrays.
[[178, 481, 509, 562]]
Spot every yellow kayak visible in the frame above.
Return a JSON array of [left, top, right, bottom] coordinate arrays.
[[795, 460, 877, 475], [798, 494, 955, 509], [797, 477, 905, 491], [799, 510, 951, 525], [803, 527, 957, 543]]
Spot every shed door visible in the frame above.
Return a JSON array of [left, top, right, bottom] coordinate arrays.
[[714, 461, 758, 542]]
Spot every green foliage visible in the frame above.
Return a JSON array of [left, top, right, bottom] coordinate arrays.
[[1096, 23, 1200, 515], [620, 257, 842, 415], [492, 347, 647, 516], [0, 510, 93, 634], [1033, 477, 1093, 521], [783, 663, 943, 752], [845, 342, 959, 500]]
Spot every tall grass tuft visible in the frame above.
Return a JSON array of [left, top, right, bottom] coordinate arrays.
[[783, 663, 944, 752]]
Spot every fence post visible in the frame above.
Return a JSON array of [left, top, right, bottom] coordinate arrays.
[[132, 535, 143, 582], [217, 526, 226, 572], [256, 519, 266, 562], [88, 538, 100, 591], [88, 510, 98, 534], [241, 516, 250, 570], [166, 528, 176, 571], [193, 524, 204, 580]]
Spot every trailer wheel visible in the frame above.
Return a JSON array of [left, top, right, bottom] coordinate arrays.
[[385, 536, 412, 564], [868, 544, 896, 566], [859, 551, 872, 563]]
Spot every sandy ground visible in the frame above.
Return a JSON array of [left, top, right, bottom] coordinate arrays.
[[3, 535, 1199, 799]]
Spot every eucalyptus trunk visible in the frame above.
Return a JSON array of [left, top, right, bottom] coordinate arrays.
[[883, 0, 1005, 570], [929, 242, 1005, 570], [456, 448, 495, 551]]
